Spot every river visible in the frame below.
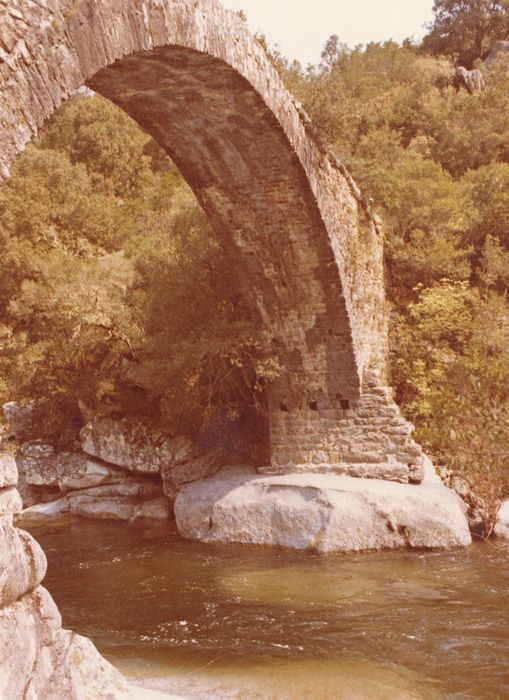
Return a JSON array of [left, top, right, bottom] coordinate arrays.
[[21, 516, 509, 699]]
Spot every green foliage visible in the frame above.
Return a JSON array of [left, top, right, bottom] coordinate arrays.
[[423, 0, 509, 66], [0, 95, 275, 450]]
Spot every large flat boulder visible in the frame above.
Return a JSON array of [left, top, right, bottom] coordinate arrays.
[[175, 465, 471, 553]]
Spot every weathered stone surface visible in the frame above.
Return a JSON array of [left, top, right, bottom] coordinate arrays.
[[494, 500, 509, 539], [0, 455, 17, 488], [175, 465, 471, 553], [440, 470, 488, 535], [0, 487, 22, 517], [0, 518, 47, 609], [81, 417, 181, 474], [67, 492, 171, 522], [162, 450, 223, 489], [131, 497, 173, 521], [67, 494, 137, 521], [452, 66, 486, 94], [56, 451, 128, 493], [18, 442, 57, 488], [0, 585, 173, 699], [66, 479, 162, 500], [18, 498, 70, 521], [2, 400, 36, 439]]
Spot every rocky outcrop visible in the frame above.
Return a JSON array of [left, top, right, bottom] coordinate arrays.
[[440, 470, 492, 536], [67, 488, 170, 521], [2, 401, 37, 440], [0, 432, 180, 699], [175, 463, 471, 553], [56, 452, 128, 493], [8, 428, 178, 523], [495, 500, 509, 539], [485, 40, 509, 68], [0, 585, 181, 699], [81, 417, 172, 474], [452, 66, 486, 94], [81, 417, 222, 494], [18, 442, 58, 488]]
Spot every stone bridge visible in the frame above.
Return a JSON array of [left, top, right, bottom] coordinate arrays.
[[0, 3, 474, 696], [0, 0, 422, 478]]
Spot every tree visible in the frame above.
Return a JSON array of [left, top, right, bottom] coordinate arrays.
[[423, 0, 509, 67], [320, 34, 348, 72]]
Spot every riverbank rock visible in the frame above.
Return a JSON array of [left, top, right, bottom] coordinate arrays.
[[67, 488, 171, 521], [18, 498, 70, 520], [81, 417, 222, 489], [56, 452, 128, 493], [0, 584, 177, 699], [0, 517, 47, 608], [81, 417, 182, 473], [494, 500, 509, 539], [0, 455, 17, 488], [161, 448, 222, 491], [175, 465, 471, 552], [2, 400, 36, 439], [440, 471, 489, 536], [18, 441, 57, 488]]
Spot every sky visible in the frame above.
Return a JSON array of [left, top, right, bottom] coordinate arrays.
[[222, 0, 435, 66]]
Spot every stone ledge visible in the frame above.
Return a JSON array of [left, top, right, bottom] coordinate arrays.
[[174, 465, 471, 553]]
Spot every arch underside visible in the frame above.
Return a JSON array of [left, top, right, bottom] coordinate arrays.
[[87, 46, 361, 415]]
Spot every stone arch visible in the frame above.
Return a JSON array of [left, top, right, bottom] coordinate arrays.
[[0, 0, 422, 474]]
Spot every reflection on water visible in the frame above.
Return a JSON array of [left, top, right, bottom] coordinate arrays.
[[22, 516, 509, 699]]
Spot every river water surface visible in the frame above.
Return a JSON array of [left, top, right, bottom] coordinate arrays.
[[23, 516, 509, 699]]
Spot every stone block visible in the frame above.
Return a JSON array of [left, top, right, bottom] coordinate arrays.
[[18, 442, 57, 488], [0, 454, 17, 488], [56, 452, 128, 493], [80, 417, 196, 474], [175, 465, 471, 553]]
